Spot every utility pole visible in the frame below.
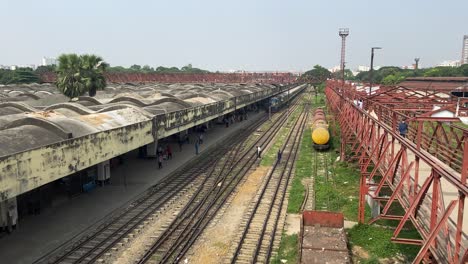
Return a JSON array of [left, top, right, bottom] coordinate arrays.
[[369, 47, 382, 97]]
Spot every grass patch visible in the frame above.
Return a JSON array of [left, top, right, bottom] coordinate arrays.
[[261, 106, 302, 166], [348, 224, 421, 260], [270, 233, 298, 264], [314, 155, 362, 221], [287, 127, 314, 213]]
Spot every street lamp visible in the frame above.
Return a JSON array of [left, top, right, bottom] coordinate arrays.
[[369, 47, 382, 97]]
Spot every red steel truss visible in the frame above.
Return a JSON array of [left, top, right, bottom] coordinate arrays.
[[40, 72, 297, 84], [326, 80, 467, 263]]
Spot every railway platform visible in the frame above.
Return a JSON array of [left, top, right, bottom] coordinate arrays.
[[0, 111, 265, 264]]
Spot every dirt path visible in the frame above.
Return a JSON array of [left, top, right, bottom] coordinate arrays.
[[187, 166, 271, 264]]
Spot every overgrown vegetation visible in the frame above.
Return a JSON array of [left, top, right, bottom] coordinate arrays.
[[107, 63, 209, 74], [271, 233, 298, 264], [279, 88, 423, 263], [348, 224, 421, 261], [0, 68, 42, 84], [260, 106, 301, 166], [355, 64, 468, 85], [299, 64, 468, 86], [315, 160, 361, 221], [287, 126, 313, 213]]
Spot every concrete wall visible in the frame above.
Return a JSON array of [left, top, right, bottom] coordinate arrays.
[[0, 121, 153, 202]]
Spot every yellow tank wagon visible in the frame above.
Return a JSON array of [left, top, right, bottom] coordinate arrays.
[[311, 108, 330, 150]]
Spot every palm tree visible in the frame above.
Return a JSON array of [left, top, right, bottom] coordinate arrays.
[[81, 54, 108, 97], [55, 54, 108, 99]]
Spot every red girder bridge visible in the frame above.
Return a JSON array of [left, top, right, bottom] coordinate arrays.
[[326, 79, 468, 263]]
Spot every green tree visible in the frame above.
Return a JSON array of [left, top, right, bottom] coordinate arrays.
[[142, 65, 154, 73], [300, 65, 331, 83], [460, 64, 468, 76], [381, 74, 405, 85], [35, 65, 55, 75], [81, 54, 108, 97], [129, 64, 142, 71], [56, 54, 108, 99]]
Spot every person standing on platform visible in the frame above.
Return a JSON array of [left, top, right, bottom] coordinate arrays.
[[158, 154, 163, 169], [398, 120, 408, 138], [166, 145, 172, 160], [195, 140, 199, 155]]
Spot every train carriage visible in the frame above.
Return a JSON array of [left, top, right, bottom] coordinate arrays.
[[311, 108, 330, 150]]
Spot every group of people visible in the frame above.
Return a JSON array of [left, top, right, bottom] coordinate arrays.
[[157, 145, 172, 169], [256, 145, 283, 164], [223, 112, 248, 128]]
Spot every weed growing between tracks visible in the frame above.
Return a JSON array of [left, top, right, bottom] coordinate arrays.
[[260, 106, 302, 166], [270, 233, 298, 264], [287, 127, 313, 213]]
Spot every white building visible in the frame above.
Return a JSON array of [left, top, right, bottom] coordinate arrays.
[[357, 65, 370, 72], [328, 65, 341, 73], [437, 60, 461, 67], [42, 57, 57, 66]]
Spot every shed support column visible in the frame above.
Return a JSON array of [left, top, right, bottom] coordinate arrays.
[[0, 197, 18, 232], [97, 160, 111, 184], [146, 141, 158, 158]]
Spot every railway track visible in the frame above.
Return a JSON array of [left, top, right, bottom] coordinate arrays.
[[229, 98, 309, 263], [37, 114, 271, 264], [136, 97, 305, 264], [37, 94, 303, 264]]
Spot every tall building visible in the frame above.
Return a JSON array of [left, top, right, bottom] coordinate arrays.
[[462, 35, 468, 65], [42, 57, 57, 66]]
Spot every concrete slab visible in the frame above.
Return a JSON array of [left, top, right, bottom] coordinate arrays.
[[0, 112, 266, 264]]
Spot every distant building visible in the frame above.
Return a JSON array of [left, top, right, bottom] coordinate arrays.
[[462, 35, 468, 65], [42, 57, 57, 66], [357, 65, 370, 72], [437, 60, 461, 67], [329, 65, 341, 73]]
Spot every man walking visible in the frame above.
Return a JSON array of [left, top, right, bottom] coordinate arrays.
[[158, 154, 163, 169], [277, 149, 282, 163], [398, 120, 408, 138], [257, 146, 262, 159], [195, 140, 199, 155]]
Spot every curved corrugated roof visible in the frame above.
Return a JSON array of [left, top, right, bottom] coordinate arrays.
[[0, 82, 283, 158]]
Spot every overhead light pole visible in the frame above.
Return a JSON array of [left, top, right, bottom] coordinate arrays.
[[369, 47, 382, 97]]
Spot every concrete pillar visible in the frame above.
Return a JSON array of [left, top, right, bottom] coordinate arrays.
[[97, 160, 111, 184], [0, 197, 18, 232], [366, 179, 380, 218], [146, 141, 158, 158]]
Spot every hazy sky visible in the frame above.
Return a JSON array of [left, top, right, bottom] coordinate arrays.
[[1, 0, 467, 71]]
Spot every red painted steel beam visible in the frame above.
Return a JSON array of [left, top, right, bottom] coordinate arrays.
[[326, 80, 467, 263]]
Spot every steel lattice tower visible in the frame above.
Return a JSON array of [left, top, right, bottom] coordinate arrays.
[[339, 28, 349, 82], [462, 35, 468, 65]]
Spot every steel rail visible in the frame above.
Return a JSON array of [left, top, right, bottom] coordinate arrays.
[[232, 97, 308, 263], [137, 94, 304, 264]]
